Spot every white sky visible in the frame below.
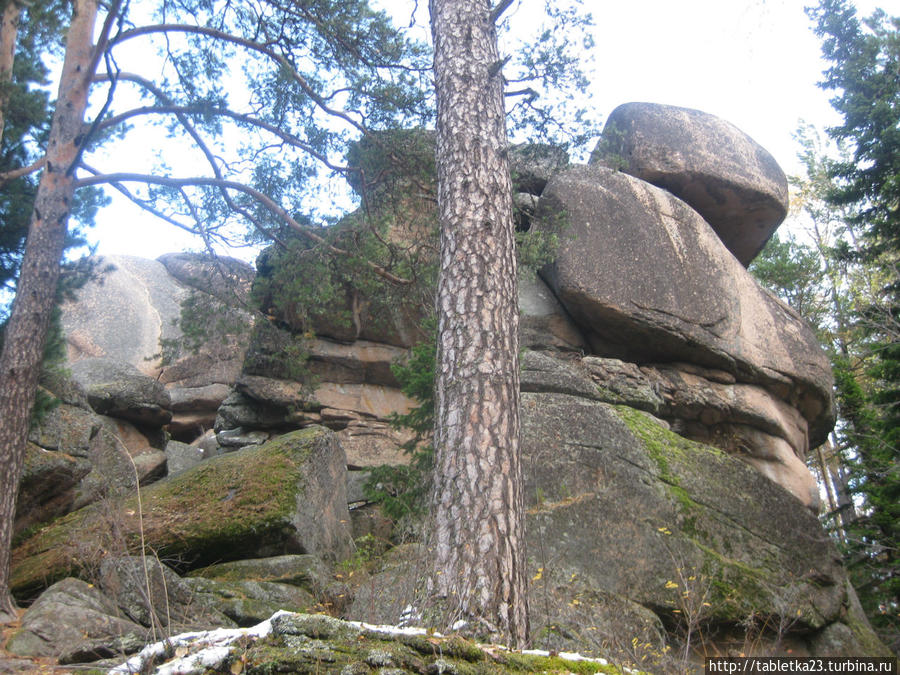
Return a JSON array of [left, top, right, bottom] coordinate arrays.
[[83, 0, 895, 264]]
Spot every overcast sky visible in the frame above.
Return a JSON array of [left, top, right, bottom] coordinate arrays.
[[84, 0, 892, 263]]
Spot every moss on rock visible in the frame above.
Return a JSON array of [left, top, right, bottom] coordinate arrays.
[[11, 426, 350, 601]]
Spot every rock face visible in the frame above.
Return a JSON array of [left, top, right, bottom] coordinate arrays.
[[12, 104, 887, 667], [11, 426, 353, 600], [532, 164, 832, 507], [593, 102, 789, 265], [60, 253, 254, 438]]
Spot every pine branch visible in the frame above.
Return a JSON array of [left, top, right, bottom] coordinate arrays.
[[73, 172, 413, 286]]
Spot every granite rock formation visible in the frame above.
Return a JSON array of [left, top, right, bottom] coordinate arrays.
[[9, 104, 887, 666]]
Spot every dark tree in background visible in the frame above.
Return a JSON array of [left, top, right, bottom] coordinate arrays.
[[807, 0, 899, 647]]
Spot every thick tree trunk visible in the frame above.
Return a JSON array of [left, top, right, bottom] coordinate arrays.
[[0, 0, 98, 622], [428, 0, 528, 647], [0, 0, 21, 142]]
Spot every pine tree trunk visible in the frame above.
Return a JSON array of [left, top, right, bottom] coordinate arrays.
[[0, 0, 98, 622], [0, 0, 22, 142], [428, 0, 529, 647]]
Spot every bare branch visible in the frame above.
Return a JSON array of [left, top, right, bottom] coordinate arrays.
[[489, 0, 516, 24], [79, 162, 205, 237], [504, 87, 536, 99], [74, 172, 413, 285], [0, 156, 46, 186], [96, 101, 350, 174], [110, 24, 369, 136], [94, 71, 295, 243]]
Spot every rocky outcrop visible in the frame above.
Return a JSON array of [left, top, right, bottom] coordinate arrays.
[[592, 102, 789, 265], [532, 164, 832, 506], [6, 577, 148, 663], [11, 104, 884, 668], [70, 358, 172, 427], [11, 426, 353, 600], [61, 254, 254, 438], [348, 394, 877, 659]]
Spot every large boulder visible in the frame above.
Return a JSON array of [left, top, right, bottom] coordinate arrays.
[[518, 273, 585, 351], [348, 391, 880, 658], [16, 444, 92, 537], [62, 256, 187, 374], [97, 555, 234, 631], [521, 393, 843, 628], [592, 102, 789, 265], [60, 254, 253, 440], [70, 358, 172, 427], [75, 415, 168, 507], [6, 577, 147, 663], [157, 251, 255, 304], [533, 165, 834, 447], [10, 426, 353, 600]]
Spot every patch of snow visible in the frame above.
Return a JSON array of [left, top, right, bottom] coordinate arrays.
[[346, 618, 439, 637], [108, 616, 274, 674], [110, 610, 617, 674], [521, 647, 609, 665], [155, 646, 232, 675]]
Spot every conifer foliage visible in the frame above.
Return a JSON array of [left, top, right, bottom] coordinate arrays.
[[807, 0, 900, 646]]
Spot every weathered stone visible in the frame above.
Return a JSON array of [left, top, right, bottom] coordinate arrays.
[[509, 143, 569, 194], [61, 256, 186, 375], [164, 439, 205, 474], [312, 383, 416, 420], [70, 358, 172, 427], [182, 576, 318, 626], [337, 421, 415, 468], [27, 402, 98, 457], [99, 555, 234, 630], [306, 338, 406, 387], [6, 577, 147, 663], [188, 554, 329, 590], [215, 390, 287, 430], [518, 273, 585, 351], [592, 102, 789, 265], [168, 382, 232, 411], [75, 416, 168, 507], [534, 165, 834, 446], [346, 469, 371, 505], [216, 426, 270, 449], [580, 354, 818, 507], [237, 374, 310, 409], [581, 356, 667, 414], [158, 350, 247, 390], [520, 392, 844, 632], [11, 426, 353, 599], [348, 544, 667, 661], [520, 350, 599, 400], [16, 444, 91, 537], [193, 428, 221, 458], [157, 251, 255, 304]]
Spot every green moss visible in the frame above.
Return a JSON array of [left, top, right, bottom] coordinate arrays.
[[613, 405, 720, 525], [500, 652, 629, 674], [241, 633, 632, 675], [11, 428, 329, 599]]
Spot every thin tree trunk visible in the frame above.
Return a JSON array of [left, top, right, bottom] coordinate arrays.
[[0, 0, 21, 142], [0, 0, 98, 622], [428, 0, 528, 647]]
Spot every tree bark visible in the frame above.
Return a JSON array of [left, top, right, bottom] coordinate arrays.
[[0, 0, 21, 143], [428, 0, 528, 647], [0, 0, 98, 622]]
